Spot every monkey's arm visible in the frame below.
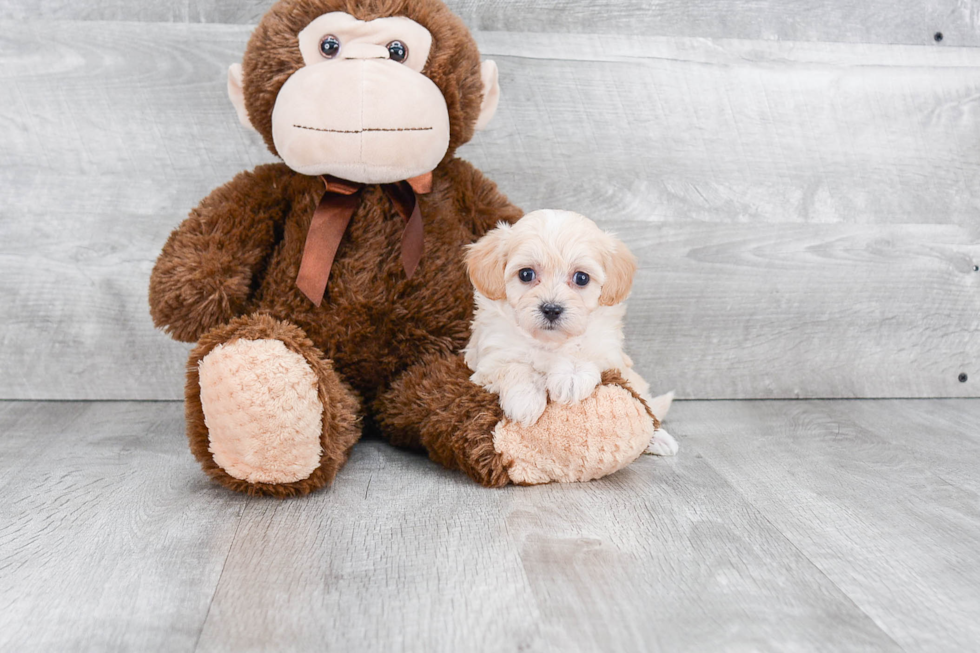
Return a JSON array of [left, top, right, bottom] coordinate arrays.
[[447, 159, 524, 237], [149, 164, 293, 343]]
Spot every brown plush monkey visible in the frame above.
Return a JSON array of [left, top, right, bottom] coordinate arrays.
[[149, 0, 657, 497]]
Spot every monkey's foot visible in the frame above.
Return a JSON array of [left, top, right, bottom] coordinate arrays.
[[493, 383, 655, 485], [198, 338, 325, 485], [186, 313, 361, 498]]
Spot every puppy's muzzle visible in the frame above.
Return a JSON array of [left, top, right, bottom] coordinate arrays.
[[539, 303, 564, 324]]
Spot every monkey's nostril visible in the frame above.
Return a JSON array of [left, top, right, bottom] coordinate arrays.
[[540, 303, 564, 323]]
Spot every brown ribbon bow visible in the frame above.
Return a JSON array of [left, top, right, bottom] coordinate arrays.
[[296, 172, 433, 306]]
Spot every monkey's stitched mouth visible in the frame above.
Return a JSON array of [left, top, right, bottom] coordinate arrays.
[[293, 124, 433, 134]]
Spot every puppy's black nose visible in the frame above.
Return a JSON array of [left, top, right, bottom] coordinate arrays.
[[540, 303, 564, 323]]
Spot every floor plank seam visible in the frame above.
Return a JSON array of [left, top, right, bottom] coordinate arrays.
[[192, 496, 251, 653], [685, 440, 911, 653]]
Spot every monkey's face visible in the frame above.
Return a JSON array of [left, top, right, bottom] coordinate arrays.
[[230, 6, 500, 185], [273, 13, 448, 183]]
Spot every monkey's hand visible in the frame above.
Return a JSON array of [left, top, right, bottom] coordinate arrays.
[[492, 371, 656, 485], [149, 164, 291, 342]]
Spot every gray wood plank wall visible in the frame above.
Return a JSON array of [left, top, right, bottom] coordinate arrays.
[[3, 1, 976, 47], [1, 6, 978, 401]]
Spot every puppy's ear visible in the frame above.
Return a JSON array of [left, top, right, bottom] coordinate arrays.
[[599, 236, 638, 306], [466, 225, 509, 300]]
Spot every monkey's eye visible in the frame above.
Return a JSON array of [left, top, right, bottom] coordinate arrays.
[[519, 268, 536, 283], [319, 35, 341, 59], [387, 40, 409, 63], [573, 272, 590, 287]]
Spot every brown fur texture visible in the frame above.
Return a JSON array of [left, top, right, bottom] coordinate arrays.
[[186, 313, 362, 497], [374, 353, 510, 487], [150, 0, 652, 495], [159, 154, 522, 495], [154, 17, 525, 493], [149, 164, 291, 343]]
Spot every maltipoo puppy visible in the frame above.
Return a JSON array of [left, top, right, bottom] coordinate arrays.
[[464, 209, 678, 456]]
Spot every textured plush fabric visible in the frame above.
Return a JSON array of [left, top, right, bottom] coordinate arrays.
[[185, 314, 362, 498], [199, 338, 325, 484], [493, 383, 655, 485]]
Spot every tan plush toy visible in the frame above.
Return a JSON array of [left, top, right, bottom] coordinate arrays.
[[149, 0, 662, 497]]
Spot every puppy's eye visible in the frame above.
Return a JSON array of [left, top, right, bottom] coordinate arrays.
[[387, 40, 408, 63], [573, 272, 590, 287], [519, 268, 536, 283], [319, 35, 341, 59]]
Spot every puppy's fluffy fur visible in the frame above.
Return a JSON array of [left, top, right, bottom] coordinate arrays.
[[464, 209, 678, 456]]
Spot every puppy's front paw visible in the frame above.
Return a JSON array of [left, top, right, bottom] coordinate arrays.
[[645, 428, 679, 456], [500, 384, 548, 426], [547, 364, 602, 404]]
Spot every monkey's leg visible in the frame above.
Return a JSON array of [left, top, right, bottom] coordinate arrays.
[[186, 313, 361, 498], [375, 355, 657, 486], [374, 353, 511, 487]]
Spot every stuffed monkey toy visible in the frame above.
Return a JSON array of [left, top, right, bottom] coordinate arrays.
[[149, 0, 659, 497]]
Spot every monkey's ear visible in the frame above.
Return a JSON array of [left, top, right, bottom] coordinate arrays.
[[474, 60, 500, 131], [466, 224, 509, 300], [227, 63, 257, 132]]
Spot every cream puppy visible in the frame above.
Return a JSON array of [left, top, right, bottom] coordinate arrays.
[[464, 209, 678, 456]]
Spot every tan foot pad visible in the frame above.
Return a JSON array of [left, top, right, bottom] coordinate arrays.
[[198, 339, 324, 484], [493, 384, 655, 485]]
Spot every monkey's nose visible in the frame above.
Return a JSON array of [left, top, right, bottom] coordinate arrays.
[[341, 43, 390, 60], [540, 303, 564, 323]]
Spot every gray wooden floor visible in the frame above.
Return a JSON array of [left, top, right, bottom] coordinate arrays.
[[1, 399, 978, 652]]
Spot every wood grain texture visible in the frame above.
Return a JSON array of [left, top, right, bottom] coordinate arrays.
[[5, 399, 980, 651], [0, 401, 249, 652], [2, 1, 978, 47], [193, 417, 899, 652], [674, 399, 980, 652], [475, 33, 980, 234], [1, 23, 978, 400], [626, 223, 980, 399], [822, 399, 980, 495]]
